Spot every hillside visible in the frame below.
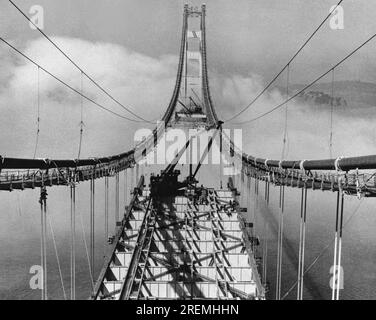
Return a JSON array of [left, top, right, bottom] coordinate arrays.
[[281, 81, 376, 118]]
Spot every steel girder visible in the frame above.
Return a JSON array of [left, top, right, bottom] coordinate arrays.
[[92, 184, 265, 300]]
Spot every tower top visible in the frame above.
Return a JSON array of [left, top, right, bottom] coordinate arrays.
[[162, 4, 219, 128]]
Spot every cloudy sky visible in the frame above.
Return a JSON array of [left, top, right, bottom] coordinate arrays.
[[2, 0, 376, 79], [1, 0, 376, 160]]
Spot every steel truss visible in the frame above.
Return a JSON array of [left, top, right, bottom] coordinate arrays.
[[92, 182, 265, 300]]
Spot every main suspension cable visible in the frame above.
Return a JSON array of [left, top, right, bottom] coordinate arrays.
[[0, 37, 144, 123], [225, 0, 345, 122], [232, 31, 376, 125], [8, 0, 152, 123]]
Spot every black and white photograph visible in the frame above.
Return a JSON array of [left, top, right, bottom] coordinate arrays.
[[1, 0, 376, 306]]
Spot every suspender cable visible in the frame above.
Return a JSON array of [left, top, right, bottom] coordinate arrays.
[[263, 225, 268, 288], [281, 64, 290, 160], [236, 161, 240, 191], [254, 176, 257, 195], [90, 175, 95, 282], [281, 198, 363, 300], [240, 168, 244, 205], [247, 172, 251, 224], [39, 185, 48, 300], [276, 185, 280, 298], [276, 184, 285, 300], [189, 133, 193, 178], [332, 185, 345, 300], [104, 176, 109, 247], [124, 169, 128, 205], [297, 187, 303, 299], [219, 126, 223, 189], [115, 171, 120, 222], [78, 189, 95, 291], [234, 164, 238, 191], [249, 173, 257, 222], [280, 185, 285, 295], [336, 190, 345, 300], [297, 185, 308, 300], [77, 72, 84, 159], [184, 21, 188, 103], [244, 170, 247, 207], [131, 166, 135, 190], [332, 191, 340, 300], [301, 186, 308, 300], [264, 180, 268, 202], [70, 177, 76, 300], [260, 179, 268, 288], [329, 69, 335, 159], [136, 164, 139, 189], [47, 205, 67, 300], [33, 66, 40, 159]]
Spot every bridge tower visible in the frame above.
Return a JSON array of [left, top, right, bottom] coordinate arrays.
[[161, 4, 218, 128]]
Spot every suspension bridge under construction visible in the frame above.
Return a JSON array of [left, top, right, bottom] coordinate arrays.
[[1, 1, 376, 301]]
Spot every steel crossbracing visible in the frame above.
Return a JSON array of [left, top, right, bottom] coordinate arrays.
[[92, 178, 264, 300]]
